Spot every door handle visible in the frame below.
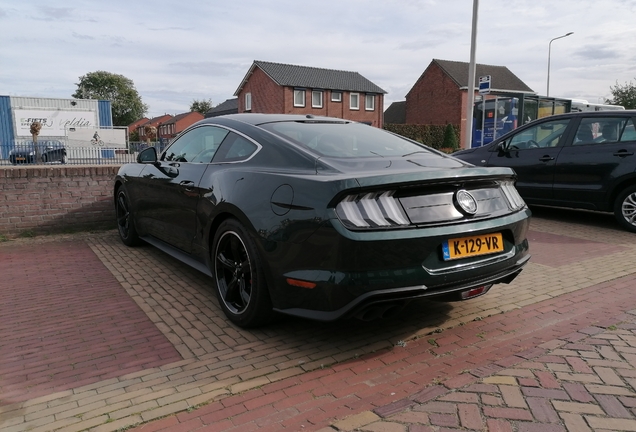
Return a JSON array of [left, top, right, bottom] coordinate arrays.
[[179, 181, 195, 187], [539, 155, 555, 162], [613, 150, 634, 157]]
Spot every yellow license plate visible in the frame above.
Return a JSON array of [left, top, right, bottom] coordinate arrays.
[[442, 233, 504, 261]]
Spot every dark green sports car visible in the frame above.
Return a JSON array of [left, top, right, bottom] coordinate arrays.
[[114, 114, 531, 327]]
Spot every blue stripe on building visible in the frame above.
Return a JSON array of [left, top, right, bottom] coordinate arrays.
[[0, 96, 15, 158]]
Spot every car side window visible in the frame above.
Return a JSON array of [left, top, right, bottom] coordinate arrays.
[[506, 119, 570, 150], [573, 117, 628, 145], [212, 133, 258, 162], [619, 119, 636, 142], [162, 126, 229, 163]]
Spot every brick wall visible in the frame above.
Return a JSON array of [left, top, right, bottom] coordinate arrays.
[[239, 67, 285, 113], [406, 62, 476, 145], [0, 165, 118, 237], [405, 63, 464, 126]]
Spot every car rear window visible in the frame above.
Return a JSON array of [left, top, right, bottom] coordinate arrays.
[[260, 122, 432, 158]]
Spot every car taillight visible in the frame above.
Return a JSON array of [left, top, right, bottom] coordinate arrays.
[[500, 181, 525, 211], [336, 191, 410, 228]]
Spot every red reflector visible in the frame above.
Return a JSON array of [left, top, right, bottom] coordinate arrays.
[[461, 284, 492, 300], [286, 278, 317, 289]]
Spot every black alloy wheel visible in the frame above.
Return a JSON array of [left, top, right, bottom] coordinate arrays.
[[213, 219, 273, 327], [116, 188, 141, 246]]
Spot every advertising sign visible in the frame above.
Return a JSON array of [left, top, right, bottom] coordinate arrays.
[[14, 109, 97, 137], [66, 127, 127, 148]]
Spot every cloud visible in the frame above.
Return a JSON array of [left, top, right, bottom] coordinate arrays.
[[574, 45, 621, 61], [4, 0, 636, 116], [72, 32, 95, 40]]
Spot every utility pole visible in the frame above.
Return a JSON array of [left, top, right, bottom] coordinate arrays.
[[463, 0, 479, 150]]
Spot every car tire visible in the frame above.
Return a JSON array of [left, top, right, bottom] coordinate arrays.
[[115, 187, 142, 246], [614, 185, 636, 232], [212, 219, 274, 328]]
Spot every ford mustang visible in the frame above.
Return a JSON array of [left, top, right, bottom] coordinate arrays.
[[114, 114, 531, 327]]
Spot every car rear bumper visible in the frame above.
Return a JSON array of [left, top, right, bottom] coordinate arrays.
[[274, 253, 529, 321], [265, 208, 532, 321]]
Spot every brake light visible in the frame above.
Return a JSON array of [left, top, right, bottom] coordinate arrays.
[[336, 191, 410, 228]]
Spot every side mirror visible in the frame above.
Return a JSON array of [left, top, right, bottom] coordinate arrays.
[[137, 146, 157, 163], [496, 141, 507, 153]]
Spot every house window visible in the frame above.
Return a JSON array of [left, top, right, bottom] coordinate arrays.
[[350, 93, 360, 110], [294, 89, 306, 107], [365, 94, 375, 111], [312, 90, 323, 108], [331, 91, 342, 102], [245, 92, 252, 111]]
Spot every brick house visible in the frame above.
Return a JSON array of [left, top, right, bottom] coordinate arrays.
[[205, 98, 238, 118], [136, 114, 172, 142], [383, 101, 406, 124], [234, 61, 387, 127], [404, 59, 534, 144], [157, 111, 204, 140], [127, 117, 149, 137]]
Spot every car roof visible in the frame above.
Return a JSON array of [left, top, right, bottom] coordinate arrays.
[[197, 113, 353, 126], [537, 110, 636, 120]]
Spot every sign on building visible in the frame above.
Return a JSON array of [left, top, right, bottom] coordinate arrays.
[[13, 109, 97, 137]]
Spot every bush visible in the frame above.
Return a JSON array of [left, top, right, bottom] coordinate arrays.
[[383, 123, 460, 150], [442, 123, 459, 151]]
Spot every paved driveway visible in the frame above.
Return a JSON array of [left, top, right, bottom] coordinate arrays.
[[1, 207, 635, 431]]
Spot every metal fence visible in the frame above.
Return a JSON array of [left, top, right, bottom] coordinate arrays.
[[0, 142, 169, 166]]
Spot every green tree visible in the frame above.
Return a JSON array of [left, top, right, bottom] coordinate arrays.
[[72, 71, 148, 126], [442, 123, 459, 151], [190, 98, 214, 115], [605, 79, 636, 109]]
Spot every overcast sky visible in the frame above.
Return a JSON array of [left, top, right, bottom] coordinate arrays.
[[2, 0, 636, 118]]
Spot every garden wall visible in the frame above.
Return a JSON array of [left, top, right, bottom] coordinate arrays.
[[0, 165, 119, 237]]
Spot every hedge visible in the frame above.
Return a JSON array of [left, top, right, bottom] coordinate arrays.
[[383, 123, 460, 151]]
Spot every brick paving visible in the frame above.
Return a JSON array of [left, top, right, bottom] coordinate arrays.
[[0, 241, 182, 406], [0, 207, 635, 431]]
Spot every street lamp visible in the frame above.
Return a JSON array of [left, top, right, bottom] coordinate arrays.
[[463, 0, 479, 150], [547, 32, 573, 97]]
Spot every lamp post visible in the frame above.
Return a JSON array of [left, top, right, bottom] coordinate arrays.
[[547, 32, 573, 97], [463, 0, 479, 150]]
